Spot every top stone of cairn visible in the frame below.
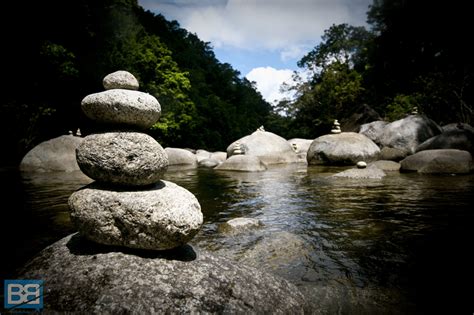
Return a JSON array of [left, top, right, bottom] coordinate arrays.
[[82, 71, 161, 129], [103, 70, 139, 90]]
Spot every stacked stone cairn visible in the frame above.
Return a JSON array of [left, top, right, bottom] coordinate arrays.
[[331, 119, 341, 134], [232, 140, 244, 155], [69, 70, 203, 250]]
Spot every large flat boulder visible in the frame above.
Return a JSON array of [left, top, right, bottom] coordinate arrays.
[[20, 135, 83, 172], [307, 132, 380, 165], [18, 233, 307, 313], [227, 131, 298, 165]]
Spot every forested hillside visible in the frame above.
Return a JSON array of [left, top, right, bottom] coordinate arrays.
[[2, 0, 270, 165]]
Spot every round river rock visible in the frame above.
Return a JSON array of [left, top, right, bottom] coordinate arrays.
[[76, 132, 168, 186], [69, 180, 203, 250]]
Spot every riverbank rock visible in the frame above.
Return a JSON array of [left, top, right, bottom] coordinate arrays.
[[81, 89, 161, 129], [69, 181, 203, 250], [215, 155, 267, 172], [400, 149, 472, 174], [20, 135, 83, 172], [102, 70, 139, 90], [307, 132, 380, 165], [76, 132, 168, 186], [227, 130, 298, 165], [165, 147, 198, 167], [18, 233, 307, 314]]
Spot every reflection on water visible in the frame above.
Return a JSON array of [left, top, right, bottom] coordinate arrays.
[[1, 165, 473, 313]]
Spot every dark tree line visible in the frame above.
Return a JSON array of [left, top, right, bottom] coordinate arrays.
[[1, 0, 270, 165]]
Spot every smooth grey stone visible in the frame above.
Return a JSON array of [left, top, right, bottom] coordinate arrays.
[[103, 70, 139, 90], [81, 89, 160, 129], [307, 132, 380, 165], [226, 131, 298, 165]]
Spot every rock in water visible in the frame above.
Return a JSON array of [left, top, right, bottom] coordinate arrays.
[[20, 135, 83, 172], [18, 234, 307, 314], [69, 181, 203, 250]]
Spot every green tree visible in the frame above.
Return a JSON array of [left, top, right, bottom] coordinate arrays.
[[282, 24, 372, 137]]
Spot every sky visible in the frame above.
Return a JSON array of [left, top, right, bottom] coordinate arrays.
[[138, 0, 372, 104]]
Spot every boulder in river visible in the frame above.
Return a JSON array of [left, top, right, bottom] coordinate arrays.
[[20, 135, 83, 172]]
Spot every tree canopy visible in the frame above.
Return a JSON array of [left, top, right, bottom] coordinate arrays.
[[1, 0, 270, 165]]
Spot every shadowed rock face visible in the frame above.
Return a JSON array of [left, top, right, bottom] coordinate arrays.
[[18, 233, 307, 314], [416, 129, 474, 154]]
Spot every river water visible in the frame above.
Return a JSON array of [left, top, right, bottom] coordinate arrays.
[[1, 165, 473, 314]]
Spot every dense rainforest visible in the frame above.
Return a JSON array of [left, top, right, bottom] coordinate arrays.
[[1, 0, 472, 166]]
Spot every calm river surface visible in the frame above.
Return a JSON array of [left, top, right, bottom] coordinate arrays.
[[1, 165, 473, 314]]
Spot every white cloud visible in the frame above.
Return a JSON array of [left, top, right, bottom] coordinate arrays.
[[246, 67, 295, 104], [141, 0, 371, 55], [280, 45, 310, 62]]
